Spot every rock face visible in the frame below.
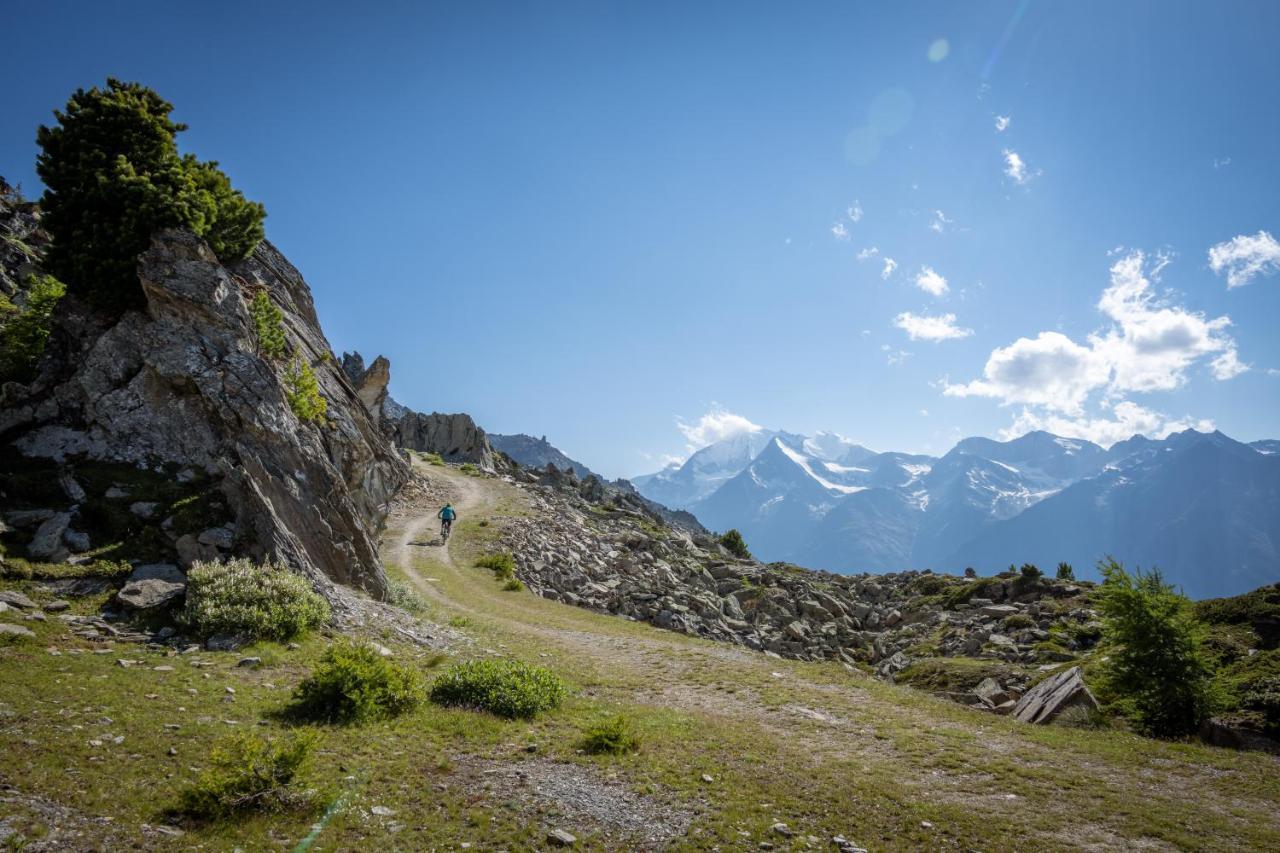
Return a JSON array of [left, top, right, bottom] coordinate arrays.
[[341, 349, 495, 470], [1011, 666, 1099, 724], [1, 229, 410, 598]]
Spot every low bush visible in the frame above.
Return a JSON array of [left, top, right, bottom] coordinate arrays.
[[0, 273, 65, 383], [420, 452, 445, 466], [719, 529, 751, 559], [181, 558, 329, 641], [173, 731, 319, 821], [1003, 613, 1034, 630], [459, 463, 478, 476], [475, 552, 515, 579], [386, 579, 425, 613], [1020, 563, 1043, 580], [288, 641, 424, 725], [1056, 562, 1075, 581], [502, 578, 524, 592], [580, 715, 640, 755], [429, 658, 566, 719]]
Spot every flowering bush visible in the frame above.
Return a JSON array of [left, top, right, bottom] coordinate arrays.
[[181, 557, 329, 640]]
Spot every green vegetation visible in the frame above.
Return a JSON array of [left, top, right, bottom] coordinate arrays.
[[181, 558, 329, 641], [1094, 559, 1217, 738], [0, 557, 132, 582], [1003, 613, 1034, 630], [419, 451, 445, 466], [719, 528, 751, 559], [0, 274, 66, 383], [1056, 562, 1075, 581], [579, 715, 641, 755], [459, 462, 479, 476], [429, 659, 566, 719], [1019, 563, 1043, 580], [36, 79, 264, 310], [174, 732, 319, 821], [283, 357, 327, 423], [386, 579, 425, 613], [474, 552, 516, 580], [501, 578, 524, 592], [288, 641, 425, 725], [248, 291, 286, 359]]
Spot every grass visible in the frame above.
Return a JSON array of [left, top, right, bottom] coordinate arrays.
[[579, 715, 641, 755], [2, 462, 1278, 850]]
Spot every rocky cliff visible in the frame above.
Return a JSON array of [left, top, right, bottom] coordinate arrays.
[[0, 223, 409, 599], [341, 349, 495, 470]]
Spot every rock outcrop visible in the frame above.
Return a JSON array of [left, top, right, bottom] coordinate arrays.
[[341, 348, 496, 471], [1011, 666, 1099, 724], [1, 229, 410, 599]]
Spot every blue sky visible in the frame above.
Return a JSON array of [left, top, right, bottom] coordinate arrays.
[[4, 1, 1278, 478]]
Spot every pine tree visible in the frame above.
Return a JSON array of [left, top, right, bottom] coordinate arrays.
[[249, 291, 286, 359], [719, 529, 751, 560]]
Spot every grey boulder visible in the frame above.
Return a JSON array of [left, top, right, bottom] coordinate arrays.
[[116, 564, 187, 609]]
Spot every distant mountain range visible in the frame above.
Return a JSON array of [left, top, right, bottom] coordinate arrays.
[[632, 428, 1280, 599]]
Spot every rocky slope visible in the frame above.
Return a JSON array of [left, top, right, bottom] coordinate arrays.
[[0, 212, 408, 599], [488, 432, 597, 480], [494, 463, 1106, 716]]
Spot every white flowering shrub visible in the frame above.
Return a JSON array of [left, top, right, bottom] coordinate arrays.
[[181, 557, 329, 640]]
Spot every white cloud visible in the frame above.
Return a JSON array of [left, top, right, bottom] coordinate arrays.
[[881, 257, 898, 279], [895, 311, 973, 341], [1003, 148, 1035, 185], [881, 344, 911, 366], [914, 265, 949, 296], [1210, 348, 1249, 380], [847, 201, 863, 223], [1208, 230, 1280, 288], [1000, 401, 1215, 448], [944, 330, 1108, 414], [995, 115, 1011, 133], [929, 209, 953, 234], [856, 246, 879, 261], [830, 221, 850, 241], [945, 250, 1241, 443], [675, 407, 763, 451]]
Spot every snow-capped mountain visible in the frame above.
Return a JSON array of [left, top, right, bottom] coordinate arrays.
[[634, 428, 1280, 598]]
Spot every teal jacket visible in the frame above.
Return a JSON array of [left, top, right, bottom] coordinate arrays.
[[438, 506, 456, 521]]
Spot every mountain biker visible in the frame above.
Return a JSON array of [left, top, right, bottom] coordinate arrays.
[[437, 503, 456, 539]]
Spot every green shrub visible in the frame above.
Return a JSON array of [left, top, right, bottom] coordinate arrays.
[[719, 529, 751, 559], [429, 658, 566, 719], [174, 731, 318, 820], [1094, 559, 1217, 738], [1056, 562, 1075, 581], [248, 291, 286, 360], [0, 274, 66, 383], [1003, 613, 1034, 630], [459, 462, 478, 475], [288, 640, 425, 725], [475, 552, 515, 579], [36, 79, 264, 310], [1020, 563, 1043, 580], [0, 557, 132, 581], [420, 452, 445, 466], [502, 578, 524, 592], [386, 579, 425, 613], [181, 558, 329, 640], [580, 715, 640, 755], [284, 357, 327, 423]]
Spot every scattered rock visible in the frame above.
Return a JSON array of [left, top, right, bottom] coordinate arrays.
[[197, 526, 236, 549], [104, 485, 130, 499], [116, 564, 187, 610], [237, 657, 262, 668], [0, 590, 37, 609], [26, 512, 72, 561], [546, 828, 577, 847], [1012, 666, 1099, 725], [205, 634, 248, 652], [43, 599, 71, 612], [0, 623, 36, 639], [129, 501, 159, 520]]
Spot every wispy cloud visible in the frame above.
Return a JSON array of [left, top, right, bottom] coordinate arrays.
[[881, 344, 911, 366], [856, 246, 879, 261], [929, 209, 953, 234], [995, 115, 1011, 133], [830, 221, 850, 241], [895, 311, 973, 341], [1002, 148, 1036, 185], [1001, 401, 1214, 447], [1208, 230, 1280, 288], [881, 257, 898, 280], [914, 265, 949, 296], [847, 200, 863, 223]]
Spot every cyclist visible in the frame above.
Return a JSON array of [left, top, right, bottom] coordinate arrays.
[[437, 502, 457, 541]]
